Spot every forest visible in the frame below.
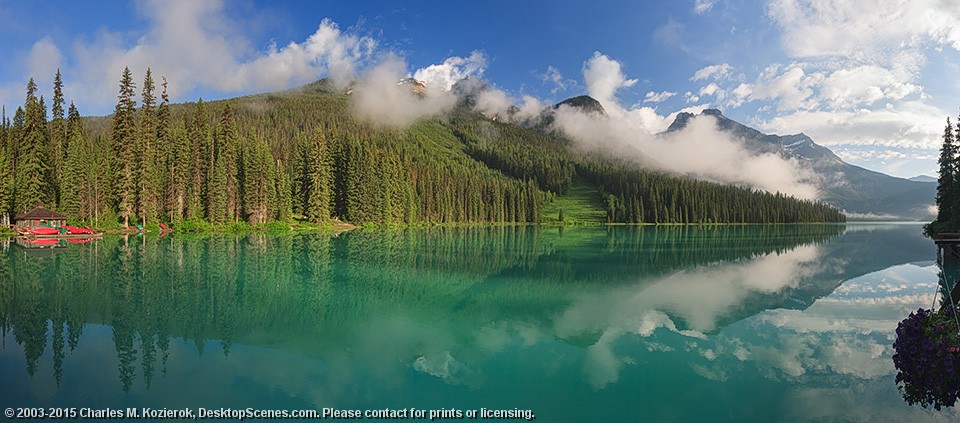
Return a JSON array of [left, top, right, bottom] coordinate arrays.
[[0, 68, 845, 229], [928, 116, 960, 235]]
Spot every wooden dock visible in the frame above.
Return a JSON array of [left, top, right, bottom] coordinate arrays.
[[935, 234, 960, 258]]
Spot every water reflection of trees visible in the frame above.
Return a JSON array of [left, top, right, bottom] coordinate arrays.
[[0, 225, 845, 391]]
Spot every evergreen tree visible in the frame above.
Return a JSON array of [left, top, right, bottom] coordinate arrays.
[[302, 128, 332, 223], [155, 78, 177, 221], [243, 135, 273, 225], [50, 69, 66, 209], [15, 78, 49, 213], [112, 67, 138, 228], [186, 98, 209, 220], [216, 103, 241, 222], [0, 109, 11, 224], [60, 103, 84, 219], [138, 68, 159, 225], [274, 159, 291, 222], [936, 117, 956, 226], [208, 150, 228, 223]]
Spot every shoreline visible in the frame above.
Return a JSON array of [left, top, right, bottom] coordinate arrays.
[[0, 220, 869, 238]]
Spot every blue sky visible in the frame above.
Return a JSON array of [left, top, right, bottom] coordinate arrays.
[[0, 0, 957, 178]]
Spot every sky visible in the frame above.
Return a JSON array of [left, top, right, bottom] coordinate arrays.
[[0, 0, 958, 179]]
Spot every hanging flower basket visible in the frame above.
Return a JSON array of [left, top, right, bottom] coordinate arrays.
[[893, 305, 960, 410]]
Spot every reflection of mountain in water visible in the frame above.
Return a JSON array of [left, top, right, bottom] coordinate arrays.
[[0, 224, 932, 390]]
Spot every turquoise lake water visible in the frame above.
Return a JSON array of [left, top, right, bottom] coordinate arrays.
[[0, 224, 954, 421]]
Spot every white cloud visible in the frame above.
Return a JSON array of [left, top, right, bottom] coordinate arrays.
[[737, 64, 822, 111], [352, 55, 457, 128], [26, 37, 62, 90], [539, 65, 575, 94], [8, 1, 377, 113], [756, 100, 946, 149], [819, 65, 920, 109], [643, 90, 676, 103], [413, 50, 487, 91], [582, 51, 638, 110], [550, 52, 819, 199], [691, 63, 732, 81], [653, 17, 690, 53], [697, 83, 725, 102], [767, 0, 960, 60], [694, 0, 719, 14], [514, 95, 545, 123]]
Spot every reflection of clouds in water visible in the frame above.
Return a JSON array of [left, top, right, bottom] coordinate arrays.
[[413, 351, 477, 386], [550, 245, 826, 388], [566, 253, 943, 403], [556, 244, 823, 338], [689, 362, 728, 382], [583, 331, 635, 388], [783, 385, 960, 422], [717, 266, 938, 382], [841, 223, 915, 233]]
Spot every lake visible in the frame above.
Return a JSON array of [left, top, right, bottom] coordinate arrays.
[[0, 224, 954, 421]]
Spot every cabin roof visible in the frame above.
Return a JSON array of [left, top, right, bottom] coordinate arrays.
[[13, 206, 67, 222]]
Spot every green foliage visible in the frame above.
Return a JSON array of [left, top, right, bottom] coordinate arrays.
[[112, 67, 137, 227], [49, 69, 66, 209], [15, 78, 50, 214], [35, 71, 843, 228], [447, 111, 843, 224], [257, 220, 292, 232], [175, 219, 215, 232], [930, 116, 960, 235]]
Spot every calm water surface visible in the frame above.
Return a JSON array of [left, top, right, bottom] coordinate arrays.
[[0, 224, 953, 421]]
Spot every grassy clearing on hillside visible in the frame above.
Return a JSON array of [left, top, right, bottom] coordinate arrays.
[[542, 180, 607, 224]]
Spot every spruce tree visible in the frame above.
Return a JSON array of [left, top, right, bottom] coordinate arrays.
[[155, 78, 176, 221], [217, 103, 241, 221], [208, 150, 227, 223], [112, 67, 138, 228], [0, 112, 11, 224], [15, 78, 49, 214], [60, 102, 83, 219], [243, 135, 272, 225], [186, 98, 208, 220], [936, 117, 956, 227], [303, 128, 332, 223], [50, 69, 66, 209], [138, 68, 159, 225]]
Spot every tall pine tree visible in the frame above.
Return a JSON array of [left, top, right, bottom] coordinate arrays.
[[112, 67, 138, 228], [15, 78, 49, 214], [50, 69, 66, 209], [60, 102, 83, 219], [138, 68, 159, 225]]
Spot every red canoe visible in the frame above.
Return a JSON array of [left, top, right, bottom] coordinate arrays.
[[29, 227, 60, 235], [28, 239, 60, 246], [62, 225, 93, 235]]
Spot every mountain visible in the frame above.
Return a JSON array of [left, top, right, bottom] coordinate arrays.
[[59, 77, 843, 228], [553, 95, 607, 116], [664, 109, 935, 220], [909, 175, 937, 183]]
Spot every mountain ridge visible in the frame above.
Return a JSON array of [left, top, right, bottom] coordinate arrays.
[[662, 109, 934, 220]]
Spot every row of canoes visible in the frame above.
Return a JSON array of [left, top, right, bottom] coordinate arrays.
[[17, 225, 102, 239]]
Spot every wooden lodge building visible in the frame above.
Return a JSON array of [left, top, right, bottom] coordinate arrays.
[[13, 206, 67, 230]]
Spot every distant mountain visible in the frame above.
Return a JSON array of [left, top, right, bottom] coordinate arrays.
[[909, 175, 937, 183], [664, 109, 936, 220], [553, 95, 607, 116]]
